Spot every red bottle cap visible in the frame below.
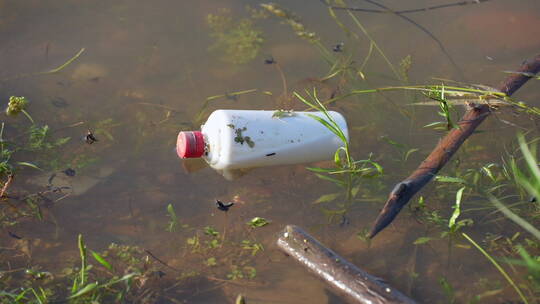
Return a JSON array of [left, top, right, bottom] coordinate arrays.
[[176, 131, 205, 158]]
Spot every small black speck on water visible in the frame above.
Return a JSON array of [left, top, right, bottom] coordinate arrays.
[[264, 57, 276, 64], [63, 168, 76, 177]]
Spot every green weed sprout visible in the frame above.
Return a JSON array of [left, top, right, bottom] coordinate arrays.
[[6, 96, 34, 124], [295, 89, 383, 220]]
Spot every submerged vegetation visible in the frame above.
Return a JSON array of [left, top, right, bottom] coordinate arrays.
[[1, 1, 539, 303], [207, 9, 264, 64]]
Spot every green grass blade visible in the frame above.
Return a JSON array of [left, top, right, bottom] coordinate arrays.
[[91, 250, 113, 271], [488, 194, 540, 240], [42, 48, 85, 74], [68, 282, 98, 299], [517, 133, 540, 180], [78, 234, 87, 286], [16, 162, 42, 171], [462, 232, 529, 304]]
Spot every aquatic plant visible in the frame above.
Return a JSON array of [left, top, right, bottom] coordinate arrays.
[[207, 9, 263, 64], [295, 89, 383, 221]]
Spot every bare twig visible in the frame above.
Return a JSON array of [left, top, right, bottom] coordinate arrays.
[[369, 54, 540, 238], [144, 249, 181, 273]]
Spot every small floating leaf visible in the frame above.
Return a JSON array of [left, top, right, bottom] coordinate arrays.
[[414, 236, 435, 245], [247, 217, 270, 228], [313, 193, 340, 204]]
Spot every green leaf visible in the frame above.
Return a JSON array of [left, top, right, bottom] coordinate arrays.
[[69, 282, 98, 299], [247, 217, 270, 228], [423, 121, 445, 128], [435, 175, 466, 184], [414, 236, 435, 245], [307, 114, 344, 142], [480, 164, 497, 181], [488, 194, 540, 240], [16, 162, 42, 171], [306, 166, 340, 173], [449, 187, 465, 229], [204, 226, 219, 237], [314, 173, 345, 186], [205, 257, 217, 267], [334, 148, 343, 167], [91, 250, 113, 271], [313, 193, 341, 204], [99, 273, 138, 289], [404, 148, 419, 161]]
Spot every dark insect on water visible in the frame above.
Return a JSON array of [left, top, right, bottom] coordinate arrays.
[[8, 231, 22, 239], [216, 200, 234, 212], [264, 57, 276, 65], [85, 130, 98, 144], [332, 42, 344, 52], [63, 168, 76, 177]]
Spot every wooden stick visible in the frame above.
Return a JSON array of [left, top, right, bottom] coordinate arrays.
[[369, 54, 540, 238], [277, 225, 417, 304]]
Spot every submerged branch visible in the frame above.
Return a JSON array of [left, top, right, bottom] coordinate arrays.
[[321, 0, 493, 15], [369, 54, 540, 238], [277, 225, 417, 304]]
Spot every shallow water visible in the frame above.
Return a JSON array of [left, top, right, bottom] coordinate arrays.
[[1, 0, 540, 303]]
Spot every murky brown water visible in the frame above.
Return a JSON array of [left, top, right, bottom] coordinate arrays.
[[1, 0, 540, 303]]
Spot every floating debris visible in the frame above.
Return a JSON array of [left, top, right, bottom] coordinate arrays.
[[85, 130, 98, 144]]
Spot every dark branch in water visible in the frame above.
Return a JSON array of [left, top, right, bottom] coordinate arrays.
[[277, 225, 417, 304], [369, 54, 540, 238], [321, 0, 493, 14], [144, 249, 181, 273]]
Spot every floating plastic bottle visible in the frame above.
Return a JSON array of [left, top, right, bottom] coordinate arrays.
[[176, 110, 348, 175]]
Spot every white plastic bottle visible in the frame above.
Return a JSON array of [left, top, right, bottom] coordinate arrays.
[[176, 109, 348, 171]]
